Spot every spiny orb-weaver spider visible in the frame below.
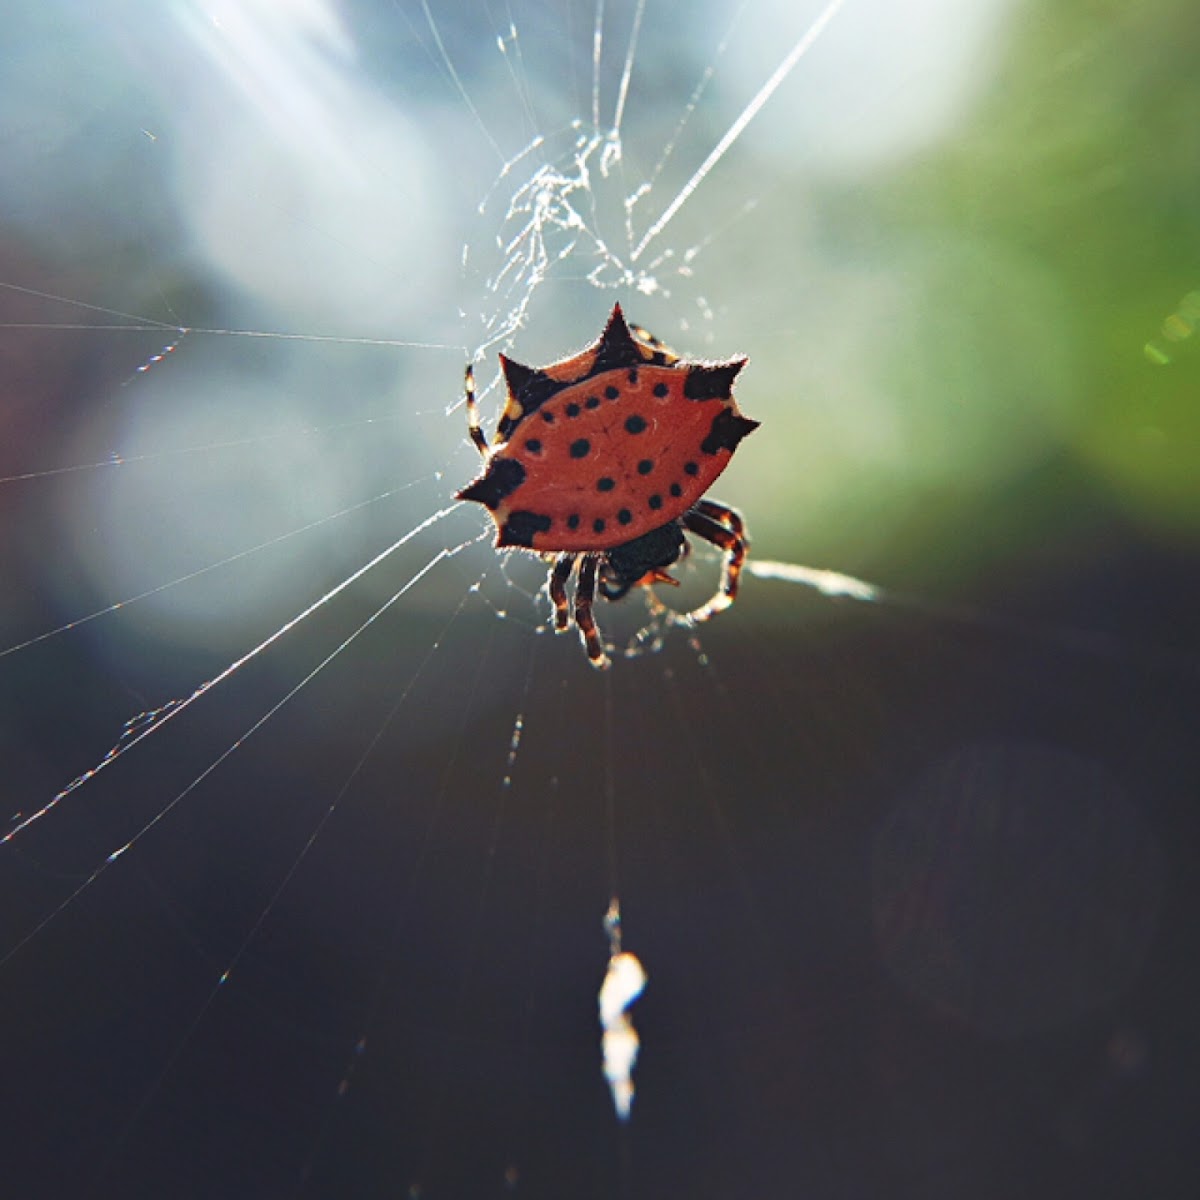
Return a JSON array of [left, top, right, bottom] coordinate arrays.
[[456, 304, 759, 668]]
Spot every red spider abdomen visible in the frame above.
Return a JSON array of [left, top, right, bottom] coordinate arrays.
[[494, 366, 752, 550], [457, 305, 757, 553]]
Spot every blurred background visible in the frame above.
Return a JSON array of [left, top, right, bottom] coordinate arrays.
[[1, 1, 1198, 1196]]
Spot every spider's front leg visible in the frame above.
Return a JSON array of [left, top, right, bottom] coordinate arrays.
[[573, 554, 610, 669], [463, 362, 489, 458], [681, 499, 748, 624]]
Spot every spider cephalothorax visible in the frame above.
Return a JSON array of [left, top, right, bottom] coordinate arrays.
[[456, 303, 758, 668]]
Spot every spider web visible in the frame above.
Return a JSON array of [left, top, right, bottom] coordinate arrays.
[[1, 2, 1197, 1197]]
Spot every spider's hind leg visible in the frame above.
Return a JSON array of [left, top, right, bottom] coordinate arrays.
[[574, 554, 610, 669], [547, 553, 576, 634], [681, 499, 748, 624]]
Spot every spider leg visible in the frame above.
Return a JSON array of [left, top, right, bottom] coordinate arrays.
[[548, 553, 576, 633], [574, 554, 610, 669], [628, 323, 680, 361], [681, 499, 748, 624], [691, 497, 744, 533], [464, 362, 489, 458]]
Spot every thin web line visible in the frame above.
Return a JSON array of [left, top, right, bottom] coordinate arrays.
[[91, 565, 488, 1188], [591, 0, 605, 129], [297, 582, 498, 1189], [1, 532, 480, 970], [495, 5, 541, 138], [416, 629, 539, 1185], [2, 503, 463, 846], [0, 279, 179, 328], [0, 479, 435, 658], [419, 0, 506, 161], [151, 327, 462, 350], [0, 282, 463, 350], [638, 0, 751, 191], [610, 0, 647, 134], [632, 0, 848, 262], [748, 558, 1200, 676], [746, 558, 881, 601], [0, 422, 414, 487]]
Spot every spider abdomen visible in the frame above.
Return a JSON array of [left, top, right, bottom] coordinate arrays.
[[457, 306, 757, 552]]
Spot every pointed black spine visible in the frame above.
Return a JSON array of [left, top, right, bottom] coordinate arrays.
[[456, 457, 526, 509], [593, 303, 646, 373], [700, 409, 760, 456], [684, 358, 747, 401]]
